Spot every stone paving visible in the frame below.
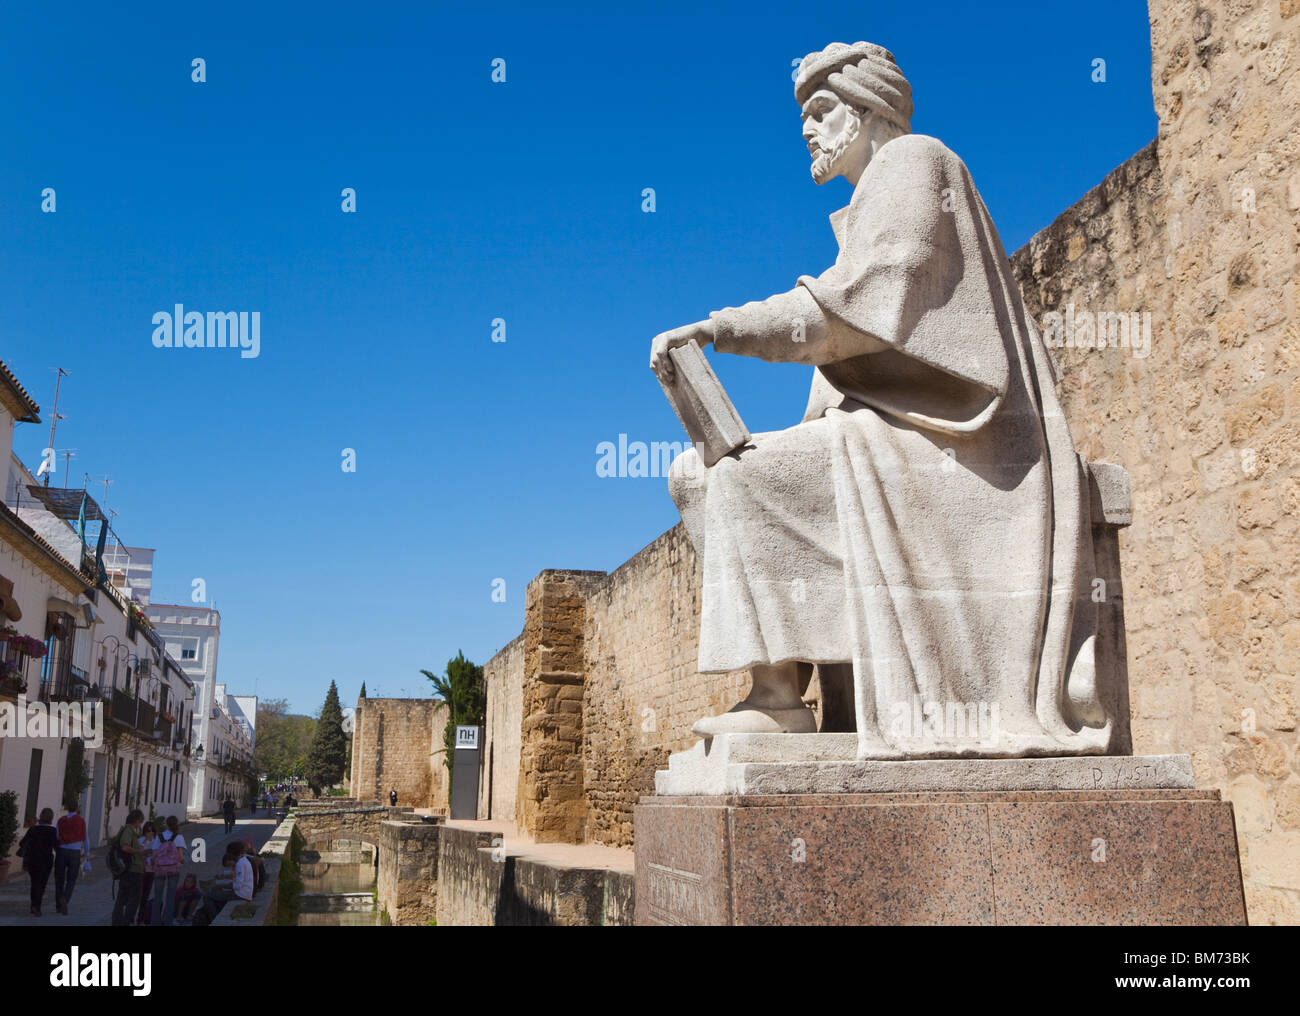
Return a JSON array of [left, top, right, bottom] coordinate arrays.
[[0, 811, 279, 926]]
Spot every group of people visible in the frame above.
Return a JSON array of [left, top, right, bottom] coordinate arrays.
[[17, 797, 267, 925], [109, 810, 196, 926], [110, 809, 264, 925], [15, 800, 90, 917]]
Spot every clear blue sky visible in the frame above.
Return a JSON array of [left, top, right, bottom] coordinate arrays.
[[0, 1, 1156, 714]]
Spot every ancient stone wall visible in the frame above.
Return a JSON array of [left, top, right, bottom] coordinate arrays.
[[582, 527, 749, 847], [291, 804, 412, 848], [377, 819, 441, 925], [516, 571, 601, 842], [350, 697, 449, 810], [1010, 0, 1299, 926], [432, 823, 634, 926], [480, 633, 523, 824]]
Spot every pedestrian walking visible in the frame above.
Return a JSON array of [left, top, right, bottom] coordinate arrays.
[[222, 795, 236, 834], [54, 799, 90, 915], [18, 808, 58, 916], [110, 809, 147, 926], [389, 789, 398, 806], [151, 815, 186, 926]]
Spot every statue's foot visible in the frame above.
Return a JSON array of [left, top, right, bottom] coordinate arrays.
[[692, 702, 817, 737]]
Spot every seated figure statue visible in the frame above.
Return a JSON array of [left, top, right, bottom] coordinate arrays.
[[650, 42, 1116, 760]]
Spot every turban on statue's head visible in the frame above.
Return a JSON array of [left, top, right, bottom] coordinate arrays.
[[795, 42, 913, 134]]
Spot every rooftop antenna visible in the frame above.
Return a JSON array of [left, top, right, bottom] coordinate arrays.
[[60, 449, 77, 488], [101, 475, 113, 509], [44, 368, 69, 487]]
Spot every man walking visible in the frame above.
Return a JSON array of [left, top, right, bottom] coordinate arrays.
[[54, 799, 89, 915], [222, 795, 236, 834], [110, 809, 148, 926]]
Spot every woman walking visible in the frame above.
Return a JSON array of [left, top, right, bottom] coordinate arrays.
[[18, 808, 59, 916]]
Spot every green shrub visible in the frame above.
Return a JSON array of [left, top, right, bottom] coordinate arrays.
[[0, 790, 18, 857]]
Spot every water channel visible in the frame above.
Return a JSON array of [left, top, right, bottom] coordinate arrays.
[[296, 840, 382, 926]]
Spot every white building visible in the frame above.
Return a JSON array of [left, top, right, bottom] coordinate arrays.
[[146, 604, 256, 814], [0, 361, 197, 848]]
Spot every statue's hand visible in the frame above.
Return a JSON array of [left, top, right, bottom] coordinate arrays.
[[650, 319, 715, 379]]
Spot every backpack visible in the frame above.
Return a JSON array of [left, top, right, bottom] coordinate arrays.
[[106, 829, 129, 879], [154, 836, 182, 876]]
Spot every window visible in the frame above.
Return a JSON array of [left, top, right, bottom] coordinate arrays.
[[181, 648, 196, 660], [114, 758, 124, 806], [24, 749, 44, 823]]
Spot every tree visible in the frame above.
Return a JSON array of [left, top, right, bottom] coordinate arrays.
[[62, 737, 91, 809], [358, 682, 366, 700], [254, 698, 316, 784], [422, 651, 485, 781], [304, 682, 348, 797]]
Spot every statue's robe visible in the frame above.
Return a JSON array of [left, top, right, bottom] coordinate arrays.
[[669, 133, 1114, 759]]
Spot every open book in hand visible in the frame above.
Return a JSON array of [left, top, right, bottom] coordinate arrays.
[[654, 340, 751, 467]]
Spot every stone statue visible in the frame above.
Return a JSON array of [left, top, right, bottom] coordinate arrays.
[[650, 42, 1117, 759]]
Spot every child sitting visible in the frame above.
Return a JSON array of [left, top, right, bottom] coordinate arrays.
[[174, 874, 202, 925]]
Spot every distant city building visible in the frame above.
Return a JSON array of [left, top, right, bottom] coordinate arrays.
[[146, 603, 254, 813]]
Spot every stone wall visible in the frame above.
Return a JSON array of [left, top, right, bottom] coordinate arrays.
[[290, 804, 413, 848], [480, 633, 523, 824], [582, 527, 749, 847], [377, 819, 442, 926], [1009, 0, 1299, 925], [432, 823, 634, 926], [516, 571, 602, 842], [350, 697, 449, 810]]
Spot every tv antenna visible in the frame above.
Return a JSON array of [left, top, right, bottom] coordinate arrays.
[[44, 368, 69, 487], [60, 450, 77, 488]]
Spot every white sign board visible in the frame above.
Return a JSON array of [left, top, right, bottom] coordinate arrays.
[[455, 725, 480, 749]]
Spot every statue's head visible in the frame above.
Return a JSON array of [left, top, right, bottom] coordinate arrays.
[[795, 42, 913, 186]]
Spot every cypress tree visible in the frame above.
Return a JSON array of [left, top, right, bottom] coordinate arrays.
[[305, 681, 348, 797]]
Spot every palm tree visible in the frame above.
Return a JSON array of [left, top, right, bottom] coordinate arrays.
[[422, 651, 484, 779]]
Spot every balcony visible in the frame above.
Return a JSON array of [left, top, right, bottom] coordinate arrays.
[[109, 688, 136, 728], [136, 700, 156, 737], [42, 664, 91, 703]]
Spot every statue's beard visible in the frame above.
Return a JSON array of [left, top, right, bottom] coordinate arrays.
[[809, 110, 862, 184]]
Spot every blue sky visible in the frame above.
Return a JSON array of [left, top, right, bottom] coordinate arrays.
[[0, 1, 1156, 714]]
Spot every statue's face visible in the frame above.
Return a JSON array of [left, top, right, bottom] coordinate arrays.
[[801, 88, 863, 185]]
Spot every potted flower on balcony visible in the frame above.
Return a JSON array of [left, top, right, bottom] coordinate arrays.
[[0, 659, 24, 696], [160, 708, 176, 724], [10, 635, 46, 659], [0, 790, 18, 885]]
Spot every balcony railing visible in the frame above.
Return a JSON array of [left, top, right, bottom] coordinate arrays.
[[109, 688, 136, 727], [136, 700, 156, 737], [42, 664, 91, 703]]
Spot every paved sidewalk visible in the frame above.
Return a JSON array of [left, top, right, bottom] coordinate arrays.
[[0, 813, 279, 926]]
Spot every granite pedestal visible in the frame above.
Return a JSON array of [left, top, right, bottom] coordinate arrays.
[[635, 739, 1247, 925]]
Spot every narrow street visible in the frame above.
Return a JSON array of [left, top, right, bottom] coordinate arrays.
[[0, 811, 279, 926]]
